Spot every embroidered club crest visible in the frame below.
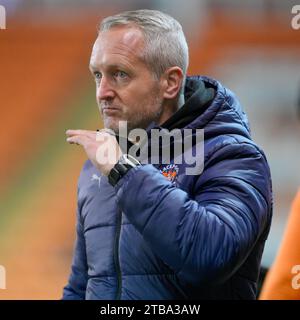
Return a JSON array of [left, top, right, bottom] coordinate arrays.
[[159, 164, 179, 184]]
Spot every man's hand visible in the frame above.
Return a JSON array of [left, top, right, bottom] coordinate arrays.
[[66, 129, 123, 176]]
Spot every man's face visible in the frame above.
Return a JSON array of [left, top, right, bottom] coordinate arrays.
[[89, 26, 164, 133]]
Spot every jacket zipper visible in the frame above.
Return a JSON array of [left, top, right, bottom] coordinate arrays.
[[114, 208, 122, 300]]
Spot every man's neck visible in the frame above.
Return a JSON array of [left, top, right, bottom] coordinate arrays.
[[158, 94, 185, 125]]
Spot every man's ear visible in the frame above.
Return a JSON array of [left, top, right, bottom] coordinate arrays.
[[162, 67, 184, 100]]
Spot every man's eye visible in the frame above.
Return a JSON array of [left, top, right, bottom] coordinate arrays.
[[94, 72, 102, 80], [115, 71, 128, 79]]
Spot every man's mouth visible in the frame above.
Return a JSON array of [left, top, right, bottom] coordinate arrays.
[[102, 106, 121, 115]]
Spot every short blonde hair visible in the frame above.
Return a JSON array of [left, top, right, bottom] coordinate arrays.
[[99, 9, 189, 93]]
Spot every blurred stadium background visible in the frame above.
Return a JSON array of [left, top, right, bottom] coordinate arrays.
[[0, 0, 299, 299]]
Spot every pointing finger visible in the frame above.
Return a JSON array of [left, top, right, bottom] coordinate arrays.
[[66, 129, 97, 139]]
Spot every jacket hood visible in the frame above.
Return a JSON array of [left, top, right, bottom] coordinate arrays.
[[116, 76, 252, 155], [161, 75, 252, 139]]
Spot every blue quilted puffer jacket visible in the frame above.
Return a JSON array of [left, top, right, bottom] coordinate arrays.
[[62, 76, 273, 300]]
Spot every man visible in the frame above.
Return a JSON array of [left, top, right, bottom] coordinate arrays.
[[63, 9, 273, 300]]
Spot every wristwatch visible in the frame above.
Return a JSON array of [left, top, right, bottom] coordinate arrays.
[[108, 154, 141, 186]]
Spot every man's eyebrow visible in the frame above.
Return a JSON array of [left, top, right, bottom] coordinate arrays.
[[89, 62, 132, 72]]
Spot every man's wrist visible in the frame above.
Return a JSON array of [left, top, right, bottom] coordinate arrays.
[[108, 154, 141, 186]]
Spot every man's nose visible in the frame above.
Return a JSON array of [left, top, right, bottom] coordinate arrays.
[[96, 77, 115, 101]]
